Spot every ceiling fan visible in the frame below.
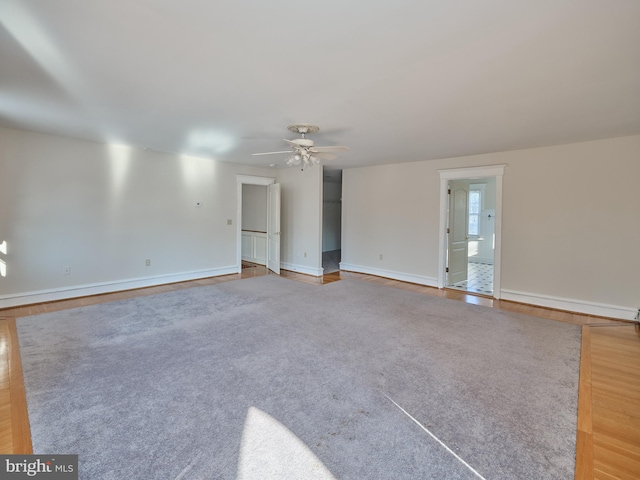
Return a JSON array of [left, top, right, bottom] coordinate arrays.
[[252, 124, 350, 168]]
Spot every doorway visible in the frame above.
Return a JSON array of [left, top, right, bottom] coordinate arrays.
[[437, 164, 506, 299], [446, 178, 496, 295], [236, 175, 279, 274], [322, 168, 342, 273], [241, 184, 268, 266]]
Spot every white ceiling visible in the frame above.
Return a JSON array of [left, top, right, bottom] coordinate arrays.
[[1, 0, 639, 170]]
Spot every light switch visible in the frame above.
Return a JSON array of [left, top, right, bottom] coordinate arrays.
[[227, 219, 232, 225]]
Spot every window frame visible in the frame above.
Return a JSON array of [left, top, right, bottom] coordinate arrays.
[[468, 184, 485, 238]]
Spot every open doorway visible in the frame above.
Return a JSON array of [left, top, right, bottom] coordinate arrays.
[[236, 175, 279, 274], [322, 168, 342, 273], [446, 178, 496, 295], [241, 184, 268, 267], [437, 164, 505, 299]]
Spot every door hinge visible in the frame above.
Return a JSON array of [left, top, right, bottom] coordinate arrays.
[[446, 267, 449, 273], [447, 227, 450, 234], [448, 188, 451, 194]]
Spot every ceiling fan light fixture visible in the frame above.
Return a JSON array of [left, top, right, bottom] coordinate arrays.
[[285, 154, 301, 166], [252, 124, 350, 168]]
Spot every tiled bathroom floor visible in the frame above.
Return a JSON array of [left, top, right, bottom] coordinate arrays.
[[447, 261, 493, 295]]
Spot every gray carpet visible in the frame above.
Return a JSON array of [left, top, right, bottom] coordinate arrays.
[[17, 276, 581, 479]]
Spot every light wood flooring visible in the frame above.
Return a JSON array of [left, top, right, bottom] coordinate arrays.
[[1, 265, 638, 480]]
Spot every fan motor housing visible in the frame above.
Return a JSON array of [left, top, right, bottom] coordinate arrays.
[[292, 138, 314, 147]]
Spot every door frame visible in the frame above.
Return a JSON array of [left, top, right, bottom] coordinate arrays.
[[236, 175, 276, 273], [437, 164, 506, 298]]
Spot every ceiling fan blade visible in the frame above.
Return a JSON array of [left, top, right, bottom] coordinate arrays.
[[309, 146, 350, 153], [311, 152, 337, 161], [251, 151, 293, 156], [283, 139, 299, 147]]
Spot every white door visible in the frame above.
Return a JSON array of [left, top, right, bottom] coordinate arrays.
[[447, 181, 469, 285], [267, 183, 281, 274]]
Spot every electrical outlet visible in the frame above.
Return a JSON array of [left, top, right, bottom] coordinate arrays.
[[379, 254, 383, 260], [145, 259, 151, 267], [63, 266, 71, 275], [304, 252, 307, 258]]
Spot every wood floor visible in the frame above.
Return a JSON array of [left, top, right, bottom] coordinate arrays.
[[1, 266, 638, 480]]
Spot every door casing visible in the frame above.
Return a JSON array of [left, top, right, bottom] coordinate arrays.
[[437, 165, 506, 298], [236, 175, 277, 273]]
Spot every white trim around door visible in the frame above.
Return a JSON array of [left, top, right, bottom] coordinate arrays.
[[236, 175, 276, 273], [437, 164, 506, 298]]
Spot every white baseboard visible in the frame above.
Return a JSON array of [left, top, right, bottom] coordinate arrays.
[[0, 266, 239, 309], [501, 289, 637, 321], [339, 264, 635, 321], [339, 263, 438, 287], [280, 262, 323, 277], [6, 264, 633, 321]]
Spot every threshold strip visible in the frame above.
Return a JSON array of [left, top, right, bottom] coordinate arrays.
[[384, 394, 487, 480]]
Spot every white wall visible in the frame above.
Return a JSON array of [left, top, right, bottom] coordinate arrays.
[[322, 181, 342, 252], [241, 184, 267, 232], [342, 135, 640, 319], [276, 166, 323, 276], [342, 161, 438, 284], [0, 127, 272, 306]]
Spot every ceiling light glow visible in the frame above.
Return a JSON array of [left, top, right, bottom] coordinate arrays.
[[186, 130, 235, 155]]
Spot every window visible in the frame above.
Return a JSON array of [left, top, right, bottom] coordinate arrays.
[[0, 240, 6, 277], [468, 188, 482, 236]]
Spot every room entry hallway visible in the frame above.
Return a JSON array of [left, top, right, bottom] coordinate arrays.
[[1, 267, 638, 479]]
